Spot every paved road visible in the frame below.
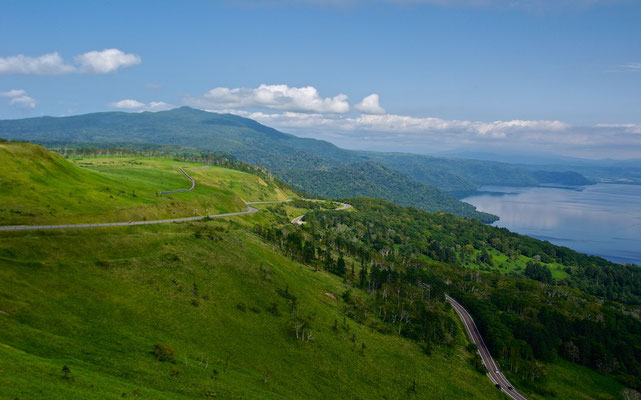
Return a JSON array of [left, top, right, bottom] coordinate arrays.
[[0, 207, 260, 231], [0, 198, 352, 232], [446, 295, 528, 400], [159, 166, 195, 195]]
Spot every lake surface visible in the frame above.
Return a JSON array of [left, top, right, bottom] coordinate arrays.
[[462, 184, 641, 265]]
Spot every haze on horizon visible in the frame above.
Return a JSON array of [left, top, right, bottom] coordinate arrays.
[[1, 0, 640, 160]]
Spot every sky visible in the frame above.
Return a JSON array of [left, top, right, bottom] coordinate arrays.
[[1, 0, 640, 159]]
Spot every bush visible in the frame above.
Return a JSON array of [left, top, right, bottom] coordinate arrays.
[[153, 343, 175, 362], [267, 302, 281, 316]]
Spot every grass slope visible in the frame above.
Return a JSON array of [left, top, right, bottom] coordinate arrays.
[[0, 142, 291, 225], [0, 223, 502, 400]]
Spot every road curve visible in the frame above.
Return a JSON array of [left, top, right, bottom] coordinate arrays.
[[291, 200, 352, 225], [446, 295, 528, 400], [159, 166, 195, 195]]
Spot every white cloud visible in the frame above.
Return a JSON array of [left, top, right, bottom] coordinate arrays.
[[596, 123, 641, 134], [189, 84, 639, 158], [620, 62, 641, 72], [110, 99, 174, 112], [110, 99, 146, 109], [0, 89, 36, 109], [74, 49, 141, 74], [190, 84, 350, 113], [0, 49, 140, 75], [223, 109, 568, 138], [355, 94, 385, 114], [0, 89, 27, 98], [0, 52, 75, 75], [145, 101, 174, 111]]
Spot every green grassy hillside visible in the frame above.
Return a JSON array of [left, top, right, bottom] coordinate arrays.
[[0, 223, 504, 400], [0, 145, 632, 400], [0, 144, 498, 399], [0, 142, 291, 225]]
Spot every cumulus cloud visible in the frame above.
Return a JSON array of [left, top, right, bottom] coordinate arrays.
[[110, 99, 174, 112], [187, 84, 639, 157], [0, 89, 36, 109], [0, 49, 140, 75], [0, 53, 75, 75], [110, 99, 145, 109], [74, 49, 141, 74], [189, 84, 350, 113], [355, 94, 386, 114]]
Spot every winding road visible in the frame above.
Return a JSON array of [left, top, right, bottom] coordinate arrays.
[[446, 295, 528, 400], [0, 166, 350, 232], [158, 166, 195, 195]]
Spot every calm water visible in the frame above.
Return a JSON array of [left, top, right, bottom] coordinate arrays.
[[462, 184, 641, 265]]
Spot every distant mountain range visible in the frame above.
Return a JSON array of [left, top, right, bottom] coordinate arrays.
[[0, 106, 598, 222]]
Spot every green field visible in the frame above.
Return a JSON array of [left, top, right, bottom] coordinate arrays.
[[0, 143, 291, 226]]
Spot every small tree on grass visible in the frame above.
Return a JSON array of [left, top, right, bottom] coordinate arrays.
[[154, 343, 175, 362], [61, 365, 72, 380]]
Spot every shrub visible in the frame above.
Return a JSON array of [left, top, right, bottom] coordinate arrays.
[[267, 302, 281, 316], [153, 343, 175, 362]]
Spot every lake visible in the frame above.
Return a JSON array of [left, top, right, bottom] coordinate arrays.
[[462, 183, 641, 265]]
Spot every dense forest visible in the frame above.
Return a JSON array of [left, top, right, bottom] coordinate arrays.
[[276, 162, 498, 222], [255, 198, 641, 395]]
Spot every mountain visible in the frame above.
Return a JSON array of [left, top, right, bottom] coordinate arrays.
[[0, 107, 500, 221], [443, 150, 641, 184], [530, 170, 593, 186], [0, 107, 586, 220]]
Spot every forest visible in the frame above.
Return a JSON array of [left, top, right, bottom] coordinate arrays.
[[255, 198, 641, 395]]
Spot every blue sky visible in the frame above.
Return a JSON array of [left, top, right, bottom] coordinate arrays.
[[1, 0, 640, 158]]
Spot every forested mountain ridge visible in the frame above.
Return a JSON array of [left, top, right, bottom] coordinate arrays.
[[276, 161, 498, 221], [0, 107, 589, 221]]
